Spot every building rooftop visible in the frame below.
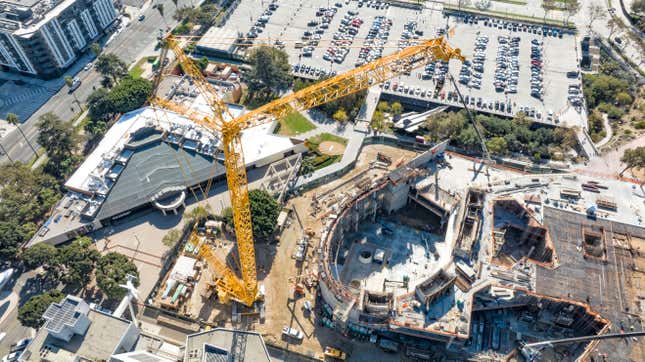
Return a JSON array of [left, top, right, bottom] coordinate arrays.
[[20, 297, 137, 362], [0, 0, 78, 35], [196, 27, 239, 54], [185, 328, 271, 362]]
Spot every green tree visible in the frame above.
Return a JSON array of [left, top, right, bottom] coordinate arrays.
[[0, 163, 59, 225], [620, 147, 645, 175], [333, 108, 349, 123], [615, 92, 633, 105], [90, 42, 101, 58], [246, 46, 293, 93], [371, 110, 387, 132], [18, 290, 65, 328], [107, 77, 153, 114], [486, 137, 508, 155], [22, 243, 59, 270], [0, 221, 25, 261], [95, 53, 128, 86], [196, 56, 209, 72], [376, 101, 390, 113], [57, 237, 100, 288], [162, 229, 182, 247], [184, 205, 211, 223], [173, 5, 219, 28], [5, 113, 37, 157], [96, 252, 139, 300], [298, 157, 315, 177], [390, 102, 403, 116], [86, 89, 112, 135], [248, 189, 280, 240], [37, 113, 77, 179]]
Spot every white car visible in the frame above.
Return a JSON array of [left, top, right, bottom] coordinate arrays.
[[282, 326, 304, 340], [84, 62, 93, 71]]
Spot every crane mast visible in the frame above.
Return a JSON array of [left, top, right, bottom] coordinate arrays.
[[152, 35, 464, 307]]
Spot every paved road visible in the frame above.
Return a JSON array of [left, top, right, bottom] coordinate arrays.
[[0, 0, 186, 163], [0, 268, 43, 356]]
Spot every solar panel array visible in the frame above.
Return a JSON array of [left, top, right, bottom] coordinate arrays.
[[43, 298, 80, 333]]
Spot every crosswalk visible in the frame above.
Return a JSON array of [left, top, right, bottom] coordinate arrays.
[[0, 86, 52, 108], [0, 86, 55, 121]]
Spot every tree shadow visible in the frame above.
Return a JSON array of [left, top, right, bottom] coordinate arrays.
[[18, 273, 59, 306]]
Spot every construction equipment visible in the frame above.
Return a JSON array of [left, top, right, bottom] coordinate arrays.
[[520, 330, 645, 361], [324, 346, 347, 360], [151, 35, 463, 307]]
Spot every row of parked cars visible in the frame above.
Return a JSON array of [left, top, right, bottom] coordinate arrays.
[[323, 10, 363, 63], [301, 6, 339, 57], [358, 0, 390, 9], [495, 35, 520, 94], [293, 64, 337, 78], [567, 83, 583, 107], [398, 20, 422, 50], [530, 39, 544, 99], [246, 1, 279, 40], [460, 35, 488, 89], [382, 79, 519, 116], [456, 13, 565, 38], [355, 16, 392, 67]]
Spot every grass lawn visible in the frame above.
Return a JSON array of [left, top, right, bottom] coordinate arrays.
[[304, 132, 349, 170], [129, 56, 156, 79], [307, 132, 348, 147], [277, 112, 316, 136]]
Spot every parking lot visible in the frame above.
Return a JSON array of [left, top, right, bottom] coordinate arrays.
[[224, 0, 585, 128]]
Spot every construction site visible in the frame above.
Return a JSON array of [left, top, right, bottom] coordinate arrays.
[[15, 18, 644, 362], [106, 32, 645, 361]]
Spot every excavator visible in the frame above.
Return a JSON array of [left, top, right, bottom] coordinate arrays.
[[150, 34, 464, 307]]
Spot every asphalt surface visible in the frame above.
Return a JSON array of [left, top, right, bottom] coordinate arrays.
[[0, 267, 43, 357], [0, 0, 185, 164]]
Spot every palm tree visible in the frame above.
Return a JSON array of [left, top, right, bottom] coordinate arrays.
[[90, 42, 101, 58], [5, 113, 37, 157], [64, 76, 83, 111]]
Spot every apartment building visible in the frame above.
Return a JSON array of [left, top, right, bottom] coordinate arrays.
[[0, 0, 118, 78]]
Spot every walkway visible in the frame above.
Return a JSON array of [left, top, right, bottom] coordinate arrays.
[[594, 113, 613, 149], [293, 87, 382, 189]]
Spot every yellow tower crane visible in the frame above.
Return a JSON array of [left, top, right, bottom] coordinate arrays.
[[151, 35, 464, 307]]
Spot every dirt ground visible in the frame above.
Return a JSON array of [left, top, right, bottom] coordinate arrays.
[[319, 141, 346, 156], [253, 144, 418, 357]]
